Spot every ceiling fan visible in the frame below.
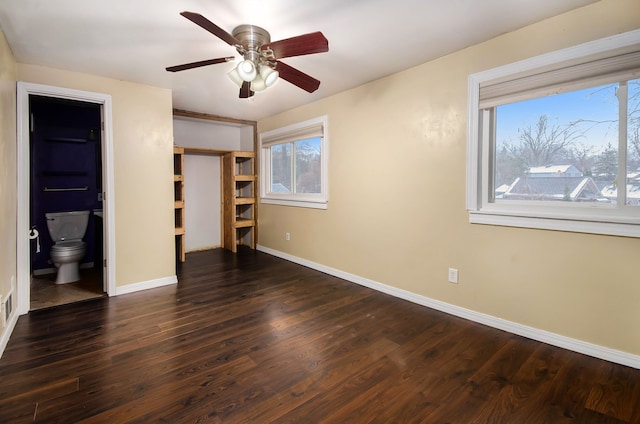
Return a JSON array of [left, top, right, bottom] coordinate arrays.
[[166, 11, 329, 99]]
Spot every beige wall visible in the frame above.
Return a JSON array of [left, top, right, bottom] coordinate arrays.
[[0, 28, 16, 330], [258, 0, 640, 355], [16, 64, 175, 287]]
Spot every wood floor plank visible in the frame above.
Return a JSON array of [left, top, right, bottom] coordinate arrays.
[[469, 342, 568, 422], [584, 362, 640, 422], [0, 248, 639, 423]]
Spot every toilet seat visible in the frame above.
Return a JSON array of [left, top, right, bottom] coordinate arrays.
[[51, 240, 85, 252]]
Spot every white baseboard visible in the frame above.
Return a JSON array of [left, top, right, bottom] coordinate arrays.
[[115, 275, 178, 296], [257, 244, 640, 370], [0, 311, 19, 359]]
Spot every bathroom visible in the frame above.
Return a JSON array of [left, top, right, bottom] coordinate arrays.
[[29, 95, 105, 309]]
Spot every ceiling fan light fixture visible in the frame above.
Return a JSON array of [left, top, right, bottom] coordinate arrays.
[[167, 13, 328, 98], [260, 65, 279, 87], [237, 59, 257, 82], [251, 74, 267, 92], [227, 68, 244, 88]]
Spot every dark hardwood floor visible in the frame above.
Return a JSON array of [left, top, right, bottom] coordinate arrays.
[[1, 248, 639, 423]]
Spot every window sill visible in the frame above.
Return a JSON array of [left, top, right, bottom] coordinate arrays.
[[469, 210, 640, 238], [261, 198, 328, 210]]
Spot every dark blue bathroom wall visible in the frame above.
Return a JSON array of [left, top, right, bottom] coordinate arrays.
[[30, 95, 103, 272]]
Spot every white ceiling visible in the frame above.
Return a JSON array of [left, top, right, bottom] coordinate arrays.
[[0, 0, 598, 121]]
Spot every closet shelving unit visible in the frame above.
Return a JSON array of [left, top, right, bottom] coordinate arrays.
[[173, 146, 186, 262], [174, 147, 257, 255], [223, 151, 256, 252], [172, 108, 258, 256]]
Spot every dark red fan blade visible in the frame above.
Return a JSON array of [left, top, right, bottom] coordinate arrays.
[[264, 32, 328, 59], [180, 11, 240, 46], [276, 61, 321, 93], [166, 57, 235, 72], [239, 81, 254, 98]]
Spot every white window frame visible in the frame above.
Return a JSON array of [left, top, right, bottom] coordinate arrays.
[[260, 115, 329, 209], [467, 30, 640, 238]]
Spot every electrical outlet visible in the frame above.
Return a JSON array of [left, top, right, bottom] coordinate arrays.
[[285, 232, 290, 241], [448, 268, 459, 284]]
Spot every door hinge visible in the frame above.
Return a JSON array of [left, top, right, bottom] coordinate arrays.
[[103, 259, 107, 268]]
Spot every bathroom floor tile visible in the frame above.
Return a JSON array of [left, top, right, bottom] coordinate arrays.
[[30, 267, 105, 311]]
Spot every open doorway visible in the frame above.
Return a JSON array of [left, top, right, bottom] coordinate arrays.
[[28, 95, 105, 310], [16, 82, 116, 315]]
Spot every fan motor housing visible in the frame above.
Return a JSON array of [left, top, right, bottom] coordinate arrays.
[[232, 25, 271, 50]]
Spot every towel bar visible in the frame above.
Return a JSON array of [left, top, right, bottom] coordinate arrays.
[[43, 186, 89, 192]]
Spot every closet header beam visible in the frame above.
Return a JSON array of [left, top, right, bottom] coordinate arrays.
[[183, 147, 231, 155], [173, 109, 257, 127]]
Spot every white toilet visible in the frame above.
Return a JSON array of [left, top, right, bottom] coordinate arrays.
[[45, 210, 90, 284]]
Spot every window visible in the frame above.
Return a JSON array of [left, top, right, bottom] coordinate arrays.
[[467, 30, 640, 237], [260, 116, 328, 209]]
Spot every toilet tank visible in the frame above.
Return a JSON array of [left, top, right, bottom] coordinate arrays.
[[45, 210, 90, 242]]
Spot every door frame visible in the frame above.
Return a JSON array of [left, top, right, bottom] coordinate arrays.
[[16, 82, 116, 314]]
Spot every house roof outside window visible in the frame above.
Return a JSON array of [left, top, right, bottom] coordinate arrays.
[[527, 165, 582, 178], [600, 172, 640, 205], [500, 164, 606, 202], [503, 176, 603, 201]]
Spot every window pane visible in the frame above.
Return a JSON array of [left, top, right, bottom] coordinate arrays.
[[270, 143, 291, 193], [627, 78, 640, 206], [294, 137, 321, 194], [494, 83, 619, 203]]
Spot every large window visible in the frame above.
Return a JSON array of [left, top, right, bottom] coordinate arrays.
[[467, 30, 640, 237], [260, 116, 328, 209]]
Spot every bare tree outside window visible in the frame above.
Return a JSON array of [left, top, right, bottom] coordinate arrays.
[[295, 138, 321, 194], [493, 80, 640, 204], [270, 137, 322, 194], [271, 143, 291, 193]]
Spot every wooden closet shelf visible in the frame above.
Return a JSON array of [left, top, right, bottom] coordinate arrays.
[[234, 218, 255, 228], [235, 197, 255, 205]]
